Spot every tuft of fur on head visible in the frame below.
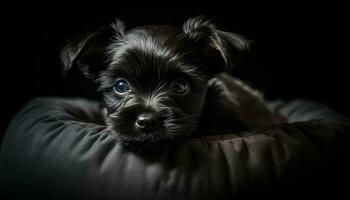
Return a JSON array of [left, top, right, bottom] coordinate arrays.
[[109, 18, 126, 39]]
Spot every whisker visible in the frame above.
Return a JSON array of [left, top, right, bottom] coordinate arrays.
[[152, 81, 168, 98]]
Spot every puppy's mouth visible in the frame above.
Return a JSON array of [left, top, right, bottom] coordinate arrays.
[[107, 107, 197, 147]]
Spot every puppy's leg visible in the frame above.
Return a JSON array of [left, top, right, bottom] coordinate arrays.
[[199, 73, 282, 135]]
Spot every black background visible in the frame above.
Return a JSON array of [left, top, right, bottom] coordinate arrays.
[[1, 2, 348, 141]]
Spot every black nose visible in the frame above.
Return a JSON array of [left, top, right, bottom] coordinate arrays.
[[135, 113, 160, 132]]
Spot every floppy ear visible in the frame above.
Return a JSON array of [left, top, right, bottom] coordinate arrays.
[[183, 16, 250, 74], [60, 18, 126, 79]]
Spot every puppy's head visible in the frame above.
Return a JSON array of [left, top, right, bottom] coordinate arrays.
[[60, 16, 250, 147]]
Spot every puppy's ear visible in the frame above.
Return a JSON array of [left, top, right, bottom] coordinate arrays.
[[60, 18, 125, 79], [183, 16, 250, 74]]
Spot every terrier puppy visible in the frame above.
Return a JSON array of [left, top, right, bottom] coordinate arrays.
[[60, 16, 280, 148]]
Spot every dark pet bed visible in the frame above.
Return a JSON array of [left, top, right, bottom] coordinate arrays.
[[0, 97, 349, 199]]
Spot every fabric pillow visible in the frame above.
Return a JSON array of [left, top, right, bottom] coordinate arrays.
[[0, 98, 349, 199]]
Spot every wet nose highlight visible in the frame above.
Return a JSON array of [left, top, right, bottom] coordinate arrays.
[[135, 113, 159, 132]]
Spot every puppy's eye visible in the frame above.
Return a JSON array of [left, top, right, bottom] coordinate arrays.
[[171, 78, 189, 95], [114, 78, 130, 95]]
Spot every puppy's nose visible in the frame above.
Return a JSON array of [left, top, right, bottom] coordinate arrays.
[[135, 113, 160, 132]]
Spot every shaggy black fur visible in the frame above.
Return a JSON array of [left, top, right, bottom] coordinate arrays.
[[60, 16, 279, 148]]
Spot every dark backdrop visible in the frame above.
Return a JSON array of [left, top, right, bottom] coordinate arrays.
[[1, 3, 348, 141]]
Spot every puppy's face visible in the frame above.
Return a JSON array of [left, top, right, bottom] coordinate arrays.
[[61, 16, 249, 147], [100, 28, 208, 146]]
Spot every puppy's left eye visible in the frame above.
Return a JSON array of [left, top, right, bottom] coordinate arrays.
[[114, 78, 130, 95], [171, 78, 189, 95]]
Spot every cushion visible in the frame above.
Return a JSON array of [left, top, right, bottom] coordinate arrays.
[[0, 97, 349, 199]]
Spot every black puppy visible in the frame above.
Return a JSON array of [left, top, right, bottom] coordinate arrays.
[[61, 16, 280, 147]]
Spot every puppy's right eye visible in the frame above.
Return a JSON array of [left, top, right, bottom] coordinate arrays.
[[114, 78, 130, 95]]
